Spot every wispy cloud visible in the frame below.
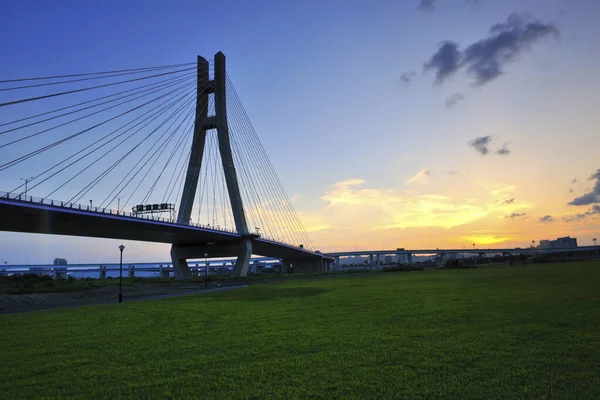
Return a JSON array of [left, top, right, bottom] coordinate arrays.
[[400, 71, 417, 85], [495, 143, 510, 155], [421, 13, 559, 86], [321, 179, 489, 230], [505, 212, 527, 220], [445, 93, 465, 108], [562, 205, 600, 223], [447, 170, 458, 176], [503, 198, 515, 204], [405, 169, 431, 185], [539, 215, 554, 223], [489, 184, 517, 197], [424, 41, 461, 84], [568, 169, 600, 206], [469, 135, 492, 155], [418, 0, 435, 12]]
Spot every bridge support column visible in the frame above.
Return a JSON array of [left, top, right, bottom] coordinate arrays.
[[171, 246, 191, 280], [214, 52, 254, 278], [376, 254, 380, 267], [232, 238, 252, 277], [369, 254, 373, 269], [281, 259, 291, 274], [128, 265, 135, 278], [283, 257, 323, 274], [335, 256, 340, 272]]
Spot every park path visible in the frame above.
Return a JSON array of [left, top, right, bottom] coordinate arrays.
[[0, 284, 248, 315]]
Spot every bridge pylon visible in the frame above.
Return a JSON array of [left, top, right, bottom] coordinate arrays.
[[171, 52, 253, 279]]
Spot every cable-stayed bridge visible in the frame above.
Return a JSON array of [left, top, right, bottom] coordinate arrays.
[[0, 52, 330, 278]]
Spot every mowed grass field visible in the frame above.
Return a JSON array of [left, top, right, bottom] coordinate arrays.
[[1, 262, 600, 399]]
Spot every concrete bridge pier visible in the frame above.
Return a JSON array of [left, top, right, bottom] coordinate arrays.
[[283, 257, 325, 274], [170, 246, 192, 279], [436, 252, 445, 268], [128, 265, 135, 278], [281, 259, 291, 274], [99, 265, 106, 279], [231, 238, 252, 277], [376, 254, 380, 267], [369, 254, 374, 269]]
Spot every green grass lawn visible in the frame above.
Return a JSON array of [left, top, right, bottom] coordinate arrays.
[[2, 261, 600, 399]]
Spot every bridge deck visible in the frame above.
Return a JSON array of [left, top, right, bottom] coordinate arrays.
[[0, 196, 323, 261]]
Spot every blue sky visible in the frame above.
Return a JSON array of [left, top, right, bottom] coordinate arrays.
[[1, 0, 600, 263]]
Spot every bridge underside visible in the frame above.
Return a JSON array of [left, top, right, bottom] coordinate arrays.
[[0, 200, 328, 276]]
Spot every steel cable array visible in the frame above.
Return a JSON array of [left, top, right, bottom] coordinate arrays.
[[0, 60, 315, 249]]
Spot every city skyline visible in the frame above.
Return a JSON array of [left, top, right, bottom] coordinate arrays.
[[1, 0, 599, 263]]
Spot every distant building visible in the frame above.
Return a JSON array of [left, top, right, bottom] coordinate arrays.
[[539, 236, 578, 250], [53, 258, 68, 265]]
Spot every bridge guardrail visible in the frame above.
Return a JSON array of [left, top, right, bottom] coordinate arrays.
[[0, 191, 317, 249], [0, 191, 242, 235]]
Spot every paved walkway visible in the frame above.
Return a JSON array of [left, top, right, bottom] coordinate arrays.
[[0, 284, 249, 315]]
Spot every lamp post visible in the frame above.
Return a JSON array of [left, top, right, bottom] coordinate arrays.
[[594, 238, 598, 256], [118, 245, 125, 303], [204, 253, 208, 289], [20, 177, 33, 197]]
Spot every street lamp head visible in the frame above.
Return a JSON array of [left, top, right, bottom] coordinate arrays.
[[119, 245, 125, 252], [204, 253, 208, 257]]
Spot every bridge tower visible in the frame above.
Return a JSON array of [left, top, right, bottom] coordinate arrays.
[[171, 52, 253, 279]]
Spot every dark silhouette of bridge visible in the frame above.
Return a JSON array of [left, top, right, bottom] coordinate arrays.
[[0, 52, 329, 278]]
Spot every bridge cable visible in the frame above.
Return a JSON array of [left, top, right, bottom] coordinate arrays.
[[42, 84, 197, 200], [227, 105, 279, 241], [0, 77, 197, 172], [0, 64, 200, 92], [226, 74, 314, 248], [141, 106, 197, 205], [226, 90, 279, 240], [95, 90, 198, 208], [226, 77, 300, 245], [212, 84, 267, 236], [0, 62, 197, 83], [60, 86, 196, 203], [0, 66, 196, 108], [173, 149, 192, 217], [229, 75, 315, 249], [18, 79, 197, 196], [225, 75, 295, 244], [0, 74, 196, 149], [120, 103, 196, 210], [229, 107, 300, 245], [0, 71, 196, 135]]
